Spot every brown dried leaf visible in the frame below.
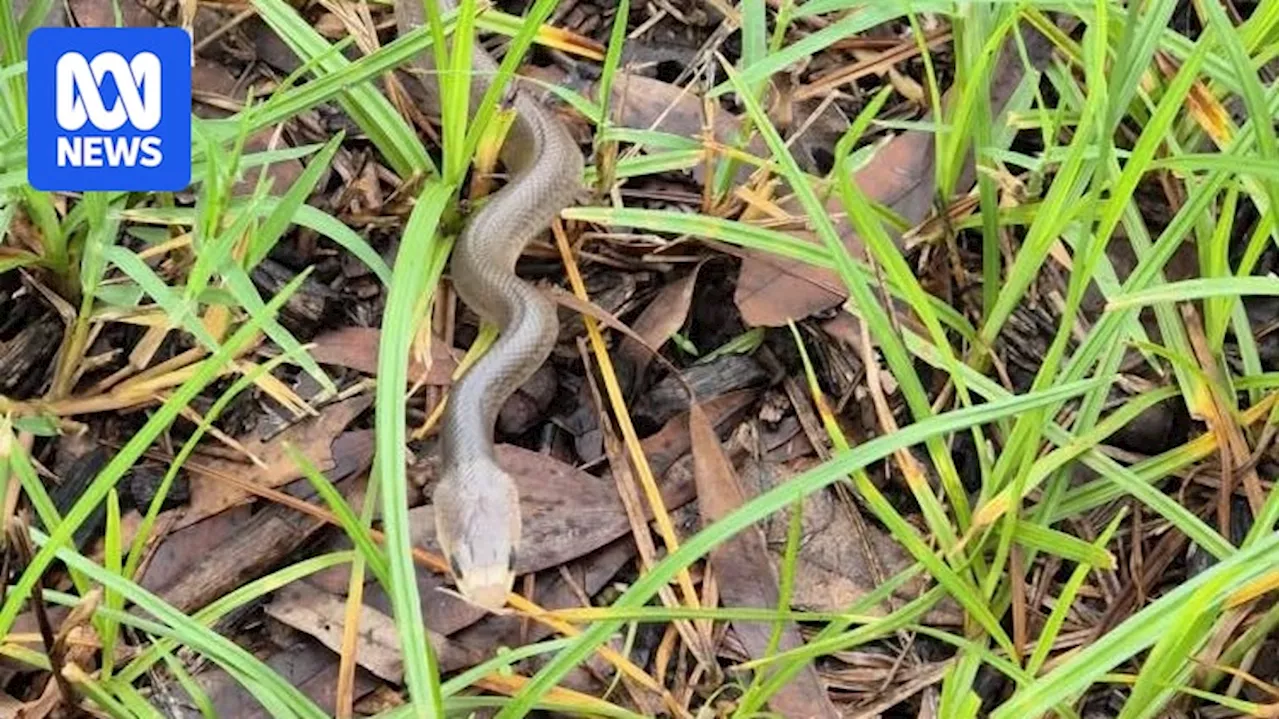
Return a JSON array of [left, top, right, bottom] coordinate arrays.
[[467, 392, 754, 572], [593, 30, 1059, 327], [264, 582, 478, 681], [737, 26, 1062, 326], [310, 327, 457, 386], [598, 73, 767, 175], [3, 682, 59, 719], [641, 389, 758, 473], [738, 458, 958, 623], [690, 404, 841, 719], [137, 506, 251, 594], [733, 123, 943, 327], [626, 265, 703, 350], [617, 264, 704, 393], [0, 692, 26, 717], [589, 69, 927, 326], [67, 0, 151, 27], [146, 473, 367, 614], [313, 12, 347, 39], [175, 394, 373, 529], [199, 636, 377, 717]]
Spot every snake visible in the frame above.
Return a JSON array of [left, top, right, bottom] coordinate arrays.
[[396, 0, 584, 609]]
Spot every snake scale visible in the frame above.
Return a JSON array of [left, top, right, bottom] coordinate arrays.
[[396, 0, 583, 609]]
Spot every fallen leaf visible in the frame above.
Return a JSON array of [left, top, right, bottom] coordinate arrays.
[[147, 471, 369, 614], [199, 635, 377, 718], [1180, 303, 1265, 525], [616, 263, 704, 395], [641, 389, 758, 473], [0, 692, 27, 717], [734, 136, 938, 327], [309, 327, 457, 385], [175, 394, 373, 530], [573, 69, 920, 327], [310, 440, 692, 642], [404, 391, 756, 576], [313, 12, 348, 39], [737, 26, 1063, 326], [690, 403, 841, 719], [594, 73, 767, 180], [264, 581, 479, 682], [136, 505, 252, 595], [307, 392, 754, 640], [738, 457, 958, 624], [3, 681, 59, 719], [294, 388, 758, 667]]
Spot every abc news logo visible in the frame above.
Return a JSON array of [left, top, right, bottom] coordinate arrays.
[[28, 28, 191, 192], [55, 51, 164, 168]]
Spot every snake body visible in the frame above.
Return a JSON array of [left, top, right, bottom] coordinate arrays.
[[396, 0, 583, 609]]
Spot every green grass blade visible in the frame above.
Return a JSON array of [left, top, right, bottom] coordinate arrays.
[[102, 245, 219, 351], [1105, 276, 1279, 310], [1012, 520, 1114, 568], [375, 181, 453, 719], [246, 132, 345, 270], [289, 445, 391, 587]]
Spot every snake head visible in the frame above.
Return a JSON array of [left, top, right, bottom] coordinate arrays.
[[433, 460, 521, 611]]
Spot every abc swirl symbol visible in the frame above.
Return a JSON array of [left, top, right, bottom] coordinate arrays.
[[55, 51, 162, 132]]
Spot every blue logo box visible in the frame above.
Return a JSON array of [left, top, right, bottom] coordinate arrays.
[[27, 27, 192, 192]]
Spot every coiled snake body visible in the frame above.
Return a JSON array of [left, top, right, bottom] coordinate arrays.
[[396, 0, 583, 609]]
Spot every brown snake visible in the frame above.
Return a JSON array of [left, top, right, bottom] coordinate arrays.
[[396, 0, 583, 609]]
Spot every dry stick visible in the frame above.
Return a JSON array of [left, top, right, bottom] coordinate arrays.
[[335, 496, 372, 719], [576, 337, 711, 684], [551, 219, 717, 663], [10, 519, 78, 710], [193, 6, 255, 54], [797, 28, 952, 101], [1010, 546, 1027, 662]]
